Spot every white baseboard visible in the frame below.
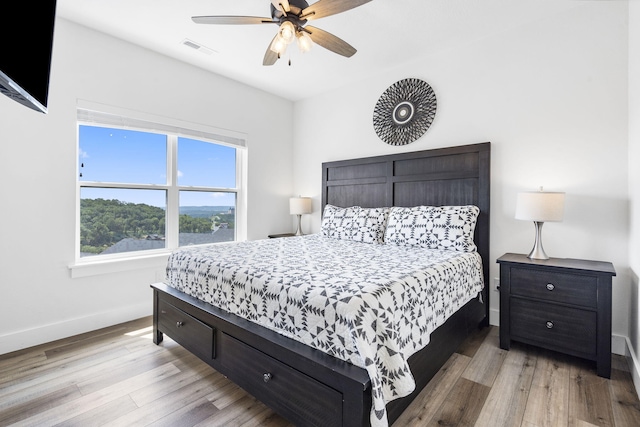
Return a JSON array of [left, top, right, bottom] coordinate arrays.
[[623, 336, 640, 399], [612, 334, 626, 356], [489, 307, 500, 326], [0, 302, 152, 355]]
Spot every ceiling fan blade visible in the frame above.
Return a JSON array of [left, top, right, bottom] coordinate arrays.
[[305, 26, 356, 58], [301, 0, 372, 21], [263, 35, 280, 66], [192, 16, 274, 25], [271, 0, 291, 13]]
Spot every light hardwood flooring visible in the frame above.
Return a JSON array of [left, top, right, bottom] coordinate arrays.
[[1, 317, 639, 427]]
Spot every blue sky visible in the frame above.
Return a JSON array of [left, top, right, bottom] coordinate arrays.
[[79, 126, 236, 207]]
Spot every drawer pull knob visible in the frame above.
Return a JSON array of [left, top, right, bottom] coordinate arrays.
[[546, 321, 554, 329], [263, 373, 272, 383], [546, 283, 555, 291], [176, 321, 184, 328]]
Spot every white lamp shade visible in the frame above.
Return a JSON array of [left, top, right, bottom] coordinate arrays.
[[515, 191, 565, 222], [289, 197, 312, 215]]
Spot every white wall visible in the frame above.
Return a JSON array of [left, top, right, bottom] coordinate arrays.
[[628, 1, 640, 389], [0, 19, 294, 354], [293, 3, 630, 341], [1, 3, 635, 363]]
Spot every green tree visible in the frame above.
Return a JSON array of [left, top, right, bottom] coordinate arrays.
[[80, 198, 166, 254]]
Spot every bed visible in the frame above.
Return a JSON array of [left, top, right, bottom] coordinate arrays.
[[151, 142, 491, 426]]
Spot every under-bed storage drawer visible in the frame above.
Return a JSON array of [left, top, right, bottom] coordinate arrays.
[[219, 332, 343, 427], [158, 299, 215, 362]]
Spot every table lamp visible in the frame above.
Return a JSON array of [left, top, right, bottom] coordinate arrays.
[[290, 196, 312, 236], [515, 189, 565, 260]]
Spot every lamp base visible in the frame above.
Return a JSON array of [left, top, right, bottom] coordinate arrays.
[[527, 221, 549, 260], [294, 214, 304, 236]]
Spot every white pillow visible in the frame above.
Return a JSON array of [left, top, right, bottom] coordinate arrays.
[[384, 205, 480, 252], [321, 205, 390, 244]]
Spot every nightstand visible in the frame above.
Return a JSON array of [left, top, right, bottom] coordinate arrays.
[[497, 253, 616, 378], [267, 233, 296, 238]]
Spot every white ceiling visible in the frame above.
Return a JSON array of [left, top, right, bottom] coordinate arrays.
[[56, 0, 581, 102]]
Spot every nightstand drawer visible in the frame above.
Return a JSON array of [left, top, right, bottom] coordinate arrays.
[[511, 268, 597, 308], [510, 298, 596, 357]]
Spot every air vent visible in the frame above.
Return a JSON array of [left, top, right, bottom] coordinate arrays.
[[181, 39, 215, 55]]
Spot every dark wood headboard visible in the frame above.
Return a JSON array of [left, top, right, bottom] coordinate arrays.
[[321, 142, 491, 320]]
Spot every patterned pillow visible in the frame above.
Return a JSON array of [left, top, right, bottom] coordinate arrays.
[[384, 205, 480, 252], [321, 205, 390, 244], [321, 204, 359, 240]]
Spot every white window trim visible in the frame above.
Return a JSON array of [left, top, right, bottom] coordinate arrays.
[[69, 100, 248, 277]]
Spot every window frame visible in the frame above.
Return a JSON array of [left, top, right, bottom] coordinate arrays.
[[72, 103, 247, 273]]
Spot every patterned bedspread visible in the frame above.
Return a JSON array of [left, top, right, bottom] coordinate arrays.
[[165, 233, 484, 427]]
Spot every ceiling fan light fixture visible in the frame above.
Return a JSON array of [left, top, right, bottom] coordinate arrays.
[[193, 0, 372, 65], [296, 31, 313, 53], [279, 20, 296, 44], [270, 34, 288, 55]]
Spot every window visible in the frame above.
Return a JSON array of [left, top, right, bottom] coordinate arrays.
[[77, 107, 246, 261]]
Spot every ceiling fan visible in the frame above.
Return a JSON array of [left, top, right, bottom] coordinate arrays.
[[192, 0, 372, 66]]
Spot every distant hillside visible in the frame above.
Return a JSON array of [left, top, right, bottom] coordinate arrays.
[[179, 206, 233, 218], [80, 199, 234, 255]]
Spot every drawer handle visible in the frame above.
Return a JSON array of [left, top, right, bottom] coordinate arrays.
[[546, 321, 554, 329], [546, 283, 555, 291], [176, 321, 184, 328], [263, 372, 272, 383]]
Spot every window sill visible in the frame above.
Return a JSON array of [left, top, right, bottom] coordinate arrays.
[[69, 251, 171, 278]]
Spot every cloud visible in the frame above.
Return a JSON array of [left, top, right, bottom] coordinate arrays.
[[79, 149, 89, 159]]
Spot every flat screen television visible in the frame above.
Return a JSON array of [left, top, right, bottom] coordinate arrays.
[[0, 1, 57, 114]]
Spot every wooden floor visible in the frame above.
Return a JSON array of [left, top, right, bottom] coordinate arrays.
[[1, 317, 639, 427]]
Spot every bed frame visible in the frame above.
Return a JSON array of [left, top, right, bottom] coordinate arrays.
[[151, 142, 491, 426]]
